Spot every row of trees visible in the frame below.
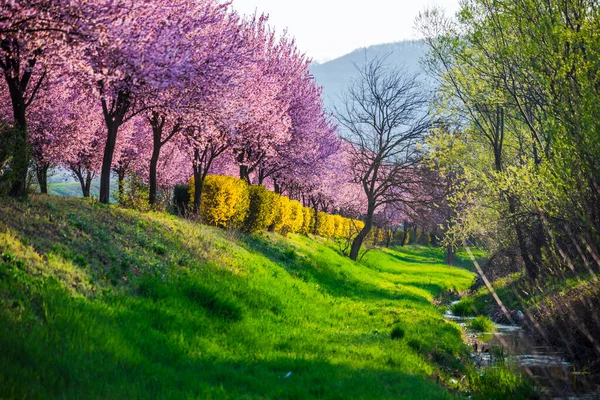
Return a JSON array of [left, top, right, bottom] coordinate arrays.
[[0, 1, 445, 260], [416, 0, 600, 371], [417, 0, 600, 280], [0, 2, 347, 211]]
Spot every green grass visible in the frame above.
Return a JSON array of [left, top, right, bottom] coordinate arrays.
[[0, 195, 528, 399], [451, 297, 479, 317], [468, 316, 495, 333]]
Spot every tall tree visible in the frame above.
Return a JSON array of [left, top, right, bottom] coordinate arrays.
[[335, 58, 432, 260]]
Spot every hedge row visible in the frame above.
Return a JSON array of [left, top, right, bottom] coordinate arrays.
[[186, 175, 363, 239]]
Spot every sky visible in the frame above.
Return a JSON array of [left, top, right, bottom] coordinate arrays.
[[230, 0, 460, 63]]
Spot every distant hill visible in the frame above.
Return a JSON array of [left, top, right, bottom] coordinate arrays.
[[309, 40, 429, 112]]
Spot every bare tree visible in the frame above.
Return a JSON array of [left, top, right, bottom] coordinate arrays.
[[335, 57, 432, 260]]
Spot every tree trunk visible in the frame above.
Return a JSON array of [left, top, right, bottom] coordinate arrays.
[[36, 163, 49, 194], [349, 202, 375, 260], [192, 167, 203, 214], [508, 196, 539, 280], [239, 165, 250, 184], [99, 122, 118, 204], [446, 245, 455, 266], [349, 216, 373, 261], [149, 146, 160, 205], [400, 222, 408, 246], [83, 172, 92, 198], [312, 201, 319, 235], [8, 92, 29, 198], [274, 180, 281, 195], [72, 168, 88, 198]]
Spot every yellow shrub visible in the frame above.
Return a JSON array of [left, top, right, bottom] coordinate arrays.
[[274, 196, 292, 235], [288, 200, 304, 234], [332, 215, 346, 238], [301, 207, 315, 235], [200, 175, 249, 228], [316, 212, 335, 238], [243, 185, 279, 233]]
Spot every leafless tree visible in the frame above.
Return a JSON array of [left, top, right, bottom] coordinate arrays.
[[335, 57, 432, 260]]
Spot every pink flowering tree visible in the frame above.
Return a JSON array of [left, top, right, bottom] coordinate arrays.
[[72, 0, 230, 203], [0, 0, 82, 196], [143, 5, 245, 205]]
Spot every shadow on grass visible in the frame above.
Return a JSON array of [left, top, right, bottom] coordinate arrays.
[[0, 277, 453, 400], [241, 234, 432, 306]]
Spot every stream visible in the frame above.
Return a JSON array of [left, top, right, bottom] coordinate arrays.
[[444, 303, 600, 399]]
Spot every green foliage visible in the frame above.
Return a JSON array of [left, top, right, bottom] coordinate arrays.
[[172, 184, 191, 214], [243, 185, 279, 233], [467, 366, 536, 400], [451, 297, 479, 317], [468, 316, 495, 333], [0, 123, 30, 196], [120, 173, 152, 212], [200, 175, 249, 229]]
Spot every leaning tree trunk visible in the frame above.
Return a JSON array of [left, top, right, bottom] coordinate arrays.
[[349, 216, 373, 261], [349, 202, 375, 260]]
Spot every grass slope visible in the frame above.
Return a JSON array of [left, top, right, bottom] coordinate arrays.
[[0, 195, 476, 399]]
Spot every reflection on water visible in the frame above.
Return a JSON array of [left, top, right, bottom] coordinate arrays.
[[445, 307, 600, 399]]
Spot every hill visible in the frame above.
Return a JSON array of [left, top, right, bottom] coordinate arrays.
[[310, 40, 429, 111], [0, 196, 531, 398]]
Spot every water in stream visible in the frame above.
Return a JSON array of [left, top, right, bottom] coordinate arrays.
[[444, 305, 600, 399]]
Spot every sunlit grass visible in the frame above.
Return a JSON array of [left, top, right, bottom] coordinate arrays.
[[0, 195, 524, 399]]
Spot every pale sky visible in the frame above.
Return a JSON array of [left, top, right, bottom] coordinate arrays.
[[231, 0, 460, 63]]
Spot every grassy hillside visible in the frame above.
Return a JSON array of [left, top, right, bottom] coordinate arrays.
[[0, 195, 489, 398]]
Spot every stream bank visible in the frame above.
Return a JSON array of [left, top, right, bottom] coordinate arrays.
[[445, 303, 600, 399]]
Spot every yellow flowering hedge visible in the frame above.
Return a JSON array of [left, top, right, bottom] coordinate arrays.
[[188, 175, 365, 240], [199, 175, 249, 229]]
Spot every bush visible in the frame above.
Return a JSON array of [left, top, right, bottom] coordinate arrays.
[[121, 174, 152, 212], [288, 200, 304, 234], [301, 207, 315, 235], [468, 365, 535, 399], [244, 185, 279, 233], [200, 175, 249, 229], [451, 298, 478, 317], [316, 212, 335, 238], [390, 325, 405, 340], [469, 316, 495, 333], [273, 196, 291, 235], [173, 184, 191, 215], [332, 214, 346, 238]]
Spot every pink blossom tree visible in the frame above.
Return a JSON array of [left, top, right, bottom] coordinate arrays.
[[72, 0, 230, 203], [0, 0, 81, 196]]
